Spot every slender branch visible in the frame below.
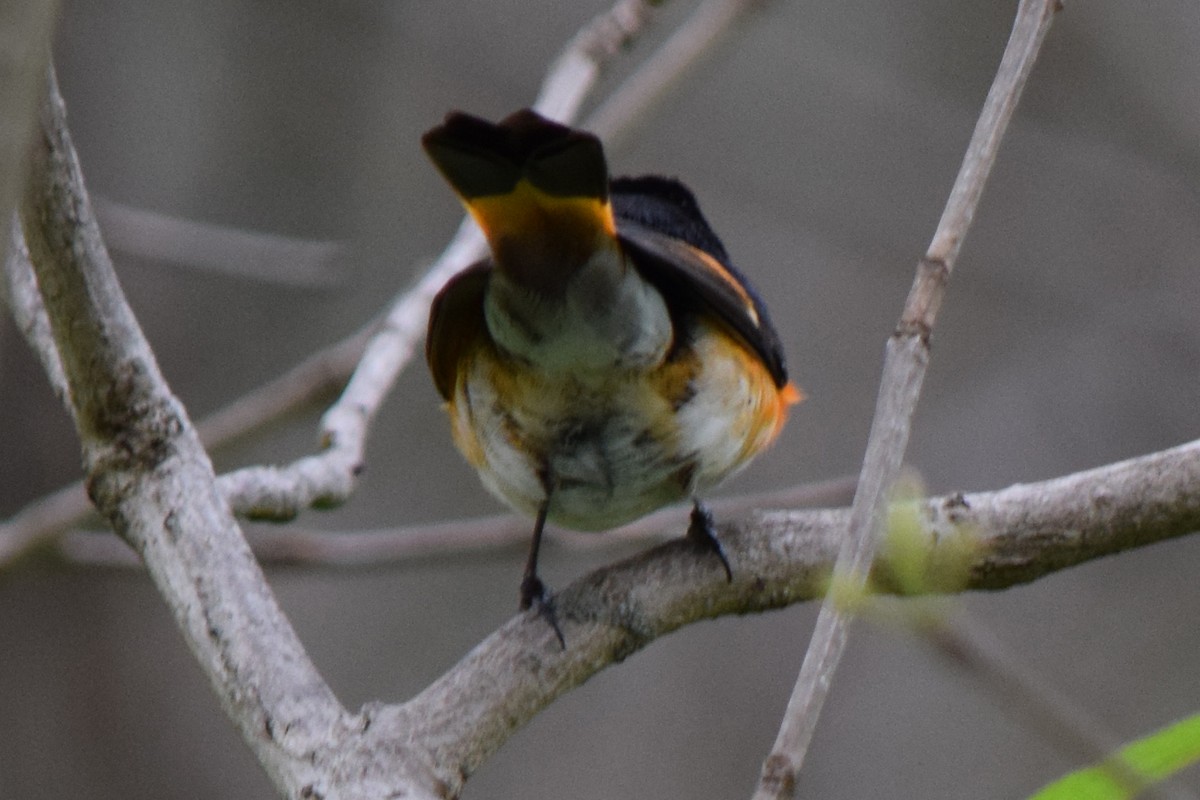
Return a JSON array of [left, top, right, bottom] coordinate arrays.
[[2, 217, 72, 415], [93, 197, 347, 288], [532, 0, 657, 121], [375, 437, 1200, 788], [585, 0, 760, 144], [55, 478, 860, 569], [753, 1, 1062, 796], [0, 276, 372, 566], [913, 611, 1197, 800]]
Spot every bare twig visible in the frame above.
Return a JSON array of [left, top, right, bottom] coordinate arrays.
[[212, 221, 481, 518], [0, 300, 373, 566], [2, 218, 71, 414], [55, 478, 860, 569], [533, 0, 657, 121], [93, 197, 347, 287], [752, 1, 1062, 796], [585, 0, 761, 143], [913, 611, 1198, 800]]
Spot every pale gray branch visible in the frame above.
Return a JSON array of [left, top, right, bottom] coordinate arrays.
[[533, 0, 658, 121], [374, 438, 1200, 788], [93, 197, 347, 287], [585, 0, 761, 144], [754, 1, 1062, 796], [56, 478, 860, 569], [20, 69, 363, 798]]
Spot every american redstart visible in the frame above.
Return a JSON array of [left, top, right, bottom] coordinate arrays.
[[423, 109, 800, 641]]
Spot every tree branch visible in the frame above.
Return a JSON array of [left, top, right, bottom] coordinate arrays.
[[584, 0, 760, 144], [753, 1, 1062, 795], [54, 478, 860, 569], [372, 437, 1200, 790], [20, 67, 369, 798]]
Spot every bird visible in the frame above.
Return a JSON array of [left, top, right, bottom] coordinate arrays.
[[423, 109, 800, 640]]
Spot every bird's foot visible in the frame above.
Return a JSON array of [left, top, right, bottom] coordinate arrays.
[[687, 501, 733, 582], [520, 573, 565, 649]]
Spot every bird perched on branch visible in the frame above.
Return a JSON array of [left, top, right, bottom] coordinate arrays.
[[423, 109, 800, 641]]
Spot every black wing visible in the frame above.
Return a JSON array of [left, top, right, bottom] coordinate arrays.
[[612, 177, 789, 388], [426, 262, 492, 400]]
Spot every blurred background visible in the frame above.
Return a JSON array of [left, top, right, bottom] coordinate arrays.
[[2, 0, 1199, 797]]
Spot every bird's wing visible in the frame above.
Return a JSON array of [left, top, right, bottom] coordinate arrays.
[[617, 219, 789, 389], [426, 262, 493, 400]]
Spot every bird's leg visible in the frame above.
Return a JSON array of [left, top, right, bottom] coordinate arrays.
[[519, 500, 565, 648], [687, 499, 733, 582], [519, 501, 551, 610]]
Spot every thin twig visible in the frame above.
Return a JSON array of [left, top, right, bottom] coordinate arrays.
[[752, 1, 1062, 796], [533, 0, 657, 122], [93, 197, 346, 287], [913, 611, 1198, 800], [585, 0, 761, 144], [2, 218, 72, 416], [55, 477, 860, 569], [0, 298, 374, 566]]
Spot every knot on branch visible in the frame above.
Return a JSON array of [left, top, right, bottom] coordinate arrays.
[[577, 0, 655, 61], [894, 256, 950, 344], [81, 373, 188, 523], [759, 753, 797, 796]]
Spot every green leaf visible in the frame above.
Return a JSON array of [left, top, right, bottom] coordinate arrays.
[[1029, 713, 1200, 799]]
